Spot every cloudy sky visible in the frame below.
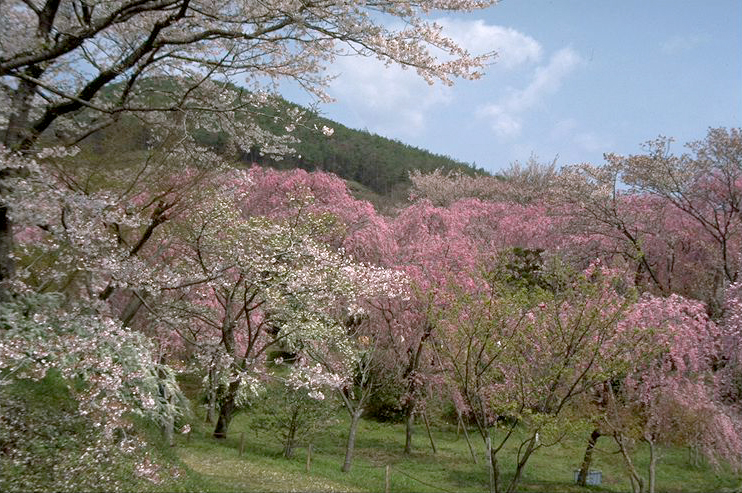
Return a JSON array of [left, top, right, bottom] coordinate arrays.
[[283, 0, 741, 174]]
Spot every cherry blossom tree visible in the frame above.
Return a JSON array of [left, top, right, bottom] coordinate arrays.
[[436, 261, 643, 493], [721, 281, 742, 408], [140, 171, 407, 439], [554, 160, 724, 312], [409, 157, 557, 207], [592, 293, 742, 493], [616, 128, 742, 308]]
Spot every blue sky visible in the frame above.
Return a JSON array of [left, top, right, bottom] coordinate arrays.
[[284, 0, 741, 174]]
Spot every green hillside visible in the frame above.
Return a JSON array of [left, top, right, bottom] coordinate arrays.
[[84, 81, 485, 202], [246, 107, 483, 197]]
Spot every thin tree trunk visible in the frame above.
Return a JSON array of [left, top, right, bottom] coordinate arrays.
[[284, 408, 300, 459], [422, 409, 436, 454], [205, 362, 219, 424], [646, 436, 657, 493], [505, 436, 537, 493], [615, 433, 644, 493], [485, 432, 497, 493], [577, 429, 601, 485], [404, 410, 414, 455], [342, 409, 363, 472], [0, 206, 14, 301], [458, 411, 477, 463]]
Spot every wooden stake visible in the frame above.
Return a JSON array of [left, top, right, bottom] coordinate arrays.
[[306, 444, 313, 473], [385, 464, 391, 493], [239, 432, 245, 456]]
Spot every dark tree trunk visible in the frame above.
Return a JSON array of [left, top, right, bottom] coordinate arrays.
[[1, 68, 45, 300], [400, 322, 433, 455], [284, 408, 300, 459], [577, 429, 601, 486], [404, 410, 414, 455], [0, 206, 14, 301], [213, 380, 240, 439], [342, 409, 363, 472]]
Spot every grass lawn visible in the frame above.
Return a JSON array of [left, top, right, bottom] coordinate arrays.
[[173, 409, 742, 493]]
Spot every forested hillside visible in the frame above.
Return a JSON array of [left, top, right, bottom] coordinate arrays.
[[248, 110, 484, 198], [80, 92, 484, 204]]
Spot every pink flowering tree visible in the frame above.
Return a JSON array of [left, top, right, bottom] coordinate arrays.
[[620, 128, 742, 287], [409, 157, 558, 207], [592, 293, 742, 493], [553, 160, 724, 312], [720, 281, 742, 408], [436, 262, 643, 493], [230, 166, 411, 468]]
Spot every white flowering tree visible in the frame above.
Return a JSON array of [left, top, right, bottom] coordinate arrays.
[[144, 171, 408, 439]]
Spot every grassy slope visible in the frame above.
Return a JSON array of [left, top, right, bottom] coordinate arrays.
[[173, 410, 741, 493]]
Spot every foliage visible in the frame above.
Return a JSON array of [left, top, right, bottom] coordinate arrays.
[[0, 369, 192, 492], [251, 362, 343, 459]]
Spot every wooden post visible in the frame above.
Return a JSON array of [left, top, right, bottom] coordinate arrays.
[[306, 444, 313, 473], [239, 432, 245, 456], [385, 464, 391, 493]]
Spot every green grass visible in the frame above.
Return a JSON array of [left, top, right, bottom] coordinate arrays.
[[172, 409, 742, 493], [4, 372, 739, 492]]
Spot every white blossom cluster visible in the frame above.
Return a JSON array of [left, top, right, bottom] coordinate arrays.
[[283, 360, 347, 401], [0, 293, 184, 439]]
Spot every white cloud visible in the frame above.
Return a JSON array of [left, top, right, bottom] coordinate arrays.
[[477, 47, 584, 138], [551, 119, 612, 158], [326, 19, 541, 138], [434, 19, 542, 69], [660, 34, 705, 55], [328, 55, 452, 137]]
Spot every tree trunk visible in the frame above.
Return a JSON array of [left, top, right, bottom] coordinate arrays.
[[342, 409, 363, 472], [505, 436, 537, 493], [458, 410, 477, 463], [486, 433, 497, 493], [213, 380, 239, 439], [284, 408, 300, 459], [615, 432, 644, 493], [205, 366, 218, 424], [422, 409, 436, 454], [0, 206, 14, 301], [404, 409, 414, 455], [577, 429, 601, 486], [646, 436, 657, 493]]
